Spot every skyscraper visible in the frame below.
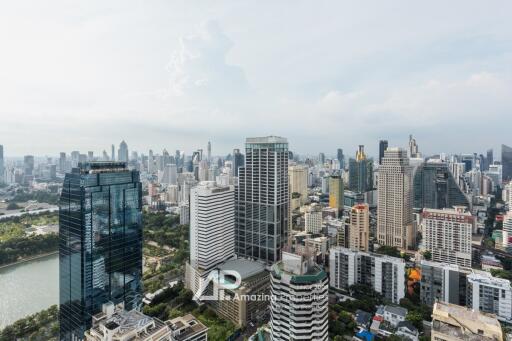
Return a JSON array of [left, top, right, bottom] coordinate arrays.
[[289, 165, 308, 204], [0, 144, 4, 183], [235, 136, 289, 264], [379, 140, 388, 165], [487, 148, 494, 168], [186, 182, 236, 296], [270, 252, 328, 341], [408, 134, 420, 158], [318, 152, 325, 165], [59, 162, 143, 341], [502, 144, 512, 182], [232, 148, 245, 177], [337, 148, 345, 169], [24, 155, 34, 176], [349, 203, 369, 252], [377, 148, 414, 250], [111, 144, 115, 161], [348, 145, 373, 193], [328, 175, 344, 214], [118, 140, 129, 163], [207, 141, 211, 163], [413, 160, 469, 210]]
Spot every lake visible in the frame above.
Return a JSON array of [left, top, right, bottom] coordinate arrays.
[[0, 253, 58, 329]]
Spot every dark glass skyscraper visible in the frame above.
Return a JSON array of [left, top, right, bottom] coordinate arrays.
[[59, 162, 143, 341], [233, 148, 245, 177], [379, 140, 388, 165], [503, 144, 512, 182], [337, 148, 344, 169], [235, 136, 289, 264], [413, 160, 469, 210], [348, 145, 373, 193]]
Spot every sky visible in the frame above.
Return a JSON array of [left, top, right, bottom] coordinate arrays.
[[0, 0, 511, 158]]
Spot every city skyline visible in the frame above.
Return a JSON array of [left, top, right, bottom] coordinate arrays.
[[1, 1, 512, 156]]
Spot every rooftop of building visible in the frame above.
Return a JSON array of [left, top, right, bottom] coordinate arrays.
[[88, 304, 168, 340], [167, 314, 208, 341], [383, 305, 408, 317], [216, 258, 267, 281], [245, 136, 288, 144], [76, 161, 129, 174], [433, 301, 502, 340]]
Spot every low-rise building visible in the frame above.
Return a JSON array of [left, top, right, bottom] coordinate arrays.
[[168, 314, 208, 341], [84, 302, 171, 341], [432, 301, 503, 341]]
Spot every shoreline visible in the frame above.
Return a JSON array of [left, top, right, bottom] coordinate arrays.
[[0, 251, 58, 270]]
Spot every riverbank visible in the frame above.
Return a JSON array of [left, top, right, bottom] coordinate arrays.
[[0, 250, 58, 270]]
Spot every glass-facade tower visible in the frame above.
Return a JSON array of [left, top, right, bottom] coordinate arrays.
[[413, 160, 469, 210], [503, 144, 512, 182], [59, 162, 143, 341], [235, 136, 289, 264]]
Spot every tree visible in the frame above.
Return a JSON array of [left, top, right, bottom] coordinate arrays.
[[422, 250, 432, 260], [406, 310, 424, 331]]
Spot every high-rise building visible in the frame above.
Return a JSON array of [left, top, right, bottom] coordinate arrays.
[[0, 144, 4, 183], [305, 204, 323, 234], [337, 148, 345, 169], [467, 271, 512, 322], [24, 155, 34, 176], [118, 140, 129, 163], [408, 134, 420, 158], [207, 141, 211, 163], [502, 144, 512, 182], [348, 145, 373, 193], [232, 148, 245, 177], [111, 144, 115, 161], [289, 165, 308, 204], [189, 182, 235, 272], [329, 247, 406, 304], [349, 203, 369, 252], [59, 162, 143, 341], [432, 302, 503, 341], [328, 175, 344, 213], [377, 148, 414, 250], [235, 136, 289, 264], [379, 140, 388, 165], [270, 252, 328, 341], [318, 152, 325, 165], [419, 260, 470, 307], [413, 160, 469, 210], [487, 148, 494, 168], [421, 206, 473, 268]]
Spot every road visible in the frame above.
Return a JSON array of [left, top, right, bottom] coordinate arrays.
[[0, 206, 58, 221]]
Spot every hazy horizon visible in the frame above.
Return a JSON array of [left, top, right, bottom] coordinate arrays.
[[1, 1, 511, 157]]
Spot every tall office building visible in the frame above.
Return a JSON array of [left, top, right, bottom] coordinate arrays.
[[318, 152, 325, 165], [487, 148, 494, 168], [337, 148, 345, 169], [111, 144, 115, 161], [207, 141, 211, 163], [419, 260, 469, 307], [377, 148, 414, 250], [59, 162, 143, 341], [270, 252, 328, 341], [413, 160, 469, 210], [421, 206, 473, 268], [235, 136, 289, 264], [348, 145, 373, 193], [0, 144, 4, 183], [117, 140, 129, 163], [329, 247, 406, 304], [379, 140, 388, 165], [408, 134, 420, 158], [24, 155, 34, 176], [349, 203, 369, 252], [189, 182, 235, 272], [289, 165, 308, 204], [503, 144, 512, 182], [232, 149, 244, 177], [328, 175, 344, 213]]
